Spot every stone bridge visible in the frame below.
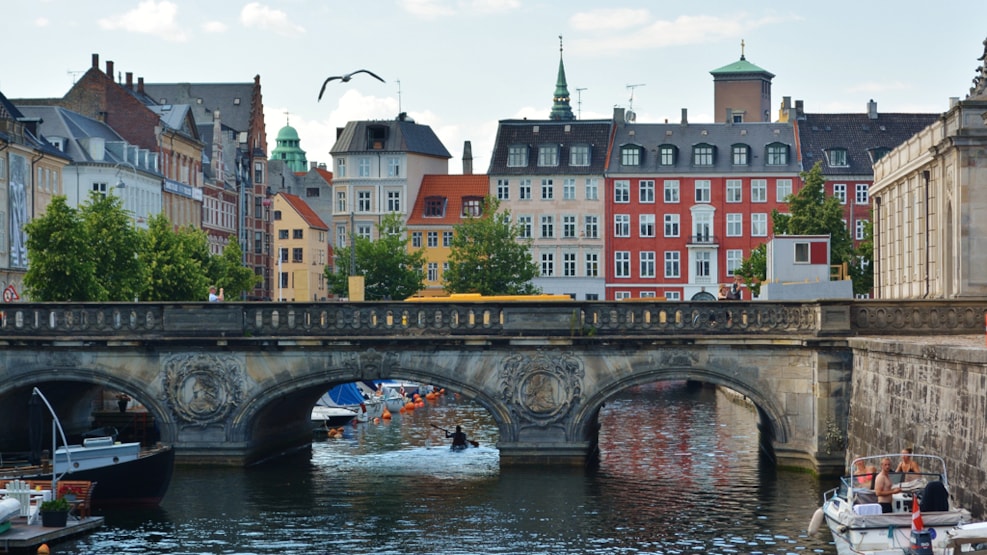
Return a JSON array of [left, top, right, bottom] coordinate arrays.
[[0, 300, 982, 474]]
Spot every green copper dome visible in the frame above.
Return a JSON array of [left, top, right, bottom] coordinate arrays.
[[270, 122, 308, 173]]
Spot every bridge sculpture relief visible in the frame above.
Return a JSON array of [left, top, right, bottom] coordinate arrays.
[[0, 300, 982, 474]]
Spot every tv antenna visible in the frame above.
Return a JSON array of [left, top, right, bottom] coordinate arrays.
[[626, 83, 645, 112], [396, 79, 402, 114], [67, 69, 85, 84], [575, 87, 587, 119]]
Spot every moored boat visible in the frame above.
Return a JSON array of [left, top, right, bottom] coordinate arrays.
[[808, 453, 976, 555], [320, 384, 383, 423], [311, 404, 358, 430]]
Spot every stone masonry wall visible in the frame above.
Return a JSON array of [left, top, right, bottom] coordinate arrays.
[[847, 336, 987, 519]]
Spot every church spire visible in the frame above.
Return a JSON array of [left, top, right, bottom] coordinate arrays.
[[549, 35, 575, 121]]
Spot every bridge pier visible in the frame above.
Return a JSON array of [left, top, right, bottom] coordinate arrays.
[[496, 442, 594, 466]]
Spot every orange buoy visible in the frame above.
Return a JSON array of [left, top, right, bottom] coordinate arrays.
[[399, 406, 406, 413], [382, 408, 392, 419], [405, 401, 416, 411], [37, 544, 50, 555], [415, 401, 424, 408], [373, 417, 380, 424]]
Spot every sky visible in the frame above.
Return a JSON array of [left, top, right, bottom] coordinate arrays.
[[2, 1, 987, 175]]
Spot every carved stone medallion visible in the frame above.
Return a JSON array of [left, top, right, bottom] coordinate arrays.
[[499, 351, 583, 425], [162, 353, 244, 428]]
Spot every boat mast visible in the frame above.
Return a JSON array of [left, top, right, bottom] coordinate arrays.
[[31, 387, 73, 493]]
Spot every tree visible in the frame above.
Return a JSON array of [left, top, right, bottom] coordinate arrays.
[[79, 192, 144, 301], [138, 214, 212, 301], [734, 243, 766, 298], [208, 238, 262, 300], [444, 197, 540, 295], [327, 213, 425, 300], [24, 197, 97, 301]]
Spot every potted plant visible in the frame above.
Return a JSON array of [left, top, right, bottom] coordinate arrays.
[[58, 483, 82, 502], [40, 496, 70, 527]]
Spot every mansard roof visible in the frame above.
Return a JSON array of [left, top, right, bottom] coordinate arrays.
[[143, 82, 256, 131], [16, 105, 141, 165], [406, 174, 490, 226], [797, 112, 939, 176], [607, 121, 799, 175], [330, 115, 451, 159], [487, 119, 614, 176]]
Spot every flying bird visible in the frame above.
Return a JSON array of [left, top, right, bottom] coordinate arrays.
[[318, 69, 386, 101]]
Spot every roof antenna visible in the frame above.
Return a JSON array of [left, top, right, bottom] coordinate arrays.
[[626, 83, 645, 111], [575, 87, 587, 119], [397, 79, 402, 115]]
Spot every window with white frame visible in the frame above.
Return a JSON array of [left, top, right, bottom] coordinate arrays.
[[357, 224, 372, 239], [336, 158, 346, 178], [337, 225, 348, 248], [726, 213, 743, 237], [639, 180, 655, 203], [664, 180, 680, 203], [751, 213, 768, 236], [620, 145, 641, 166], [766, 144, 789, 165], [776, 179, 793, 202], [585, 178, 599, 200], [540, 215, 555, 238], [659, 145, 676, 166], [640, 251, 656, 278], [387, 157, 401, 177], [664, 251, 680, 278], [443, 231, 453, 247], [496, 179, 510, 200], [614, 251, 630, 278], [664, 214, 680, 237], [732, 145, 749, 165], [856, 219, 867, 240], [519, 179, 532, 200], [614, 214, 630, 237], [563, 251, 577, 276], [570, 145, 590, 166], [585, 251, 599, 277], [826, 148, 848, 167], [563, 178, 576, 200], [695, 180, 711, 203], [726, 179, 742, 203], [538, 145, 559, 167], [358, 158, 371, 177], [387, 190, 401, 212], [639, 214, 655, 237], [694, 251, 711, 278], [614, 180, 630, 203], [427, 262, 438, 281], [507, 145, 528, 167], [357, 190, 372, 212], [693, 144, 714, 166], [665, 291, 681, 301], [583, 215, 598, 239], [855, 183, 869, 205], [615, 291, 631, 300], [751, 179, 767, 203], [336, 191, 346, 212], [541, 178, 554, 200], [833, 183, 847, 204], [517, 215, 532, 238], [427, 231, 438, 247], [726, 249, 743, 276], [540, 251, 555, 276], [562, 215, 577, 238]]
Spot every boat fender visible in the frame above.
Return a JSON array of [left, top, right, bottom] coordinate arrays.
[[808, 508, 824, 535]]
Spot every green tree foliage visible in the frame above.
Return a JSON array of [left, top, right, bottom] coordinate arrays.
[[208, 238, 262, 300], [444, 197, 540, 296], [327, 213, 425, 300], [138, 214, 212, 301], [24, 197, 98, 301], [79, 192, 145, 301], [734, 243, 766, 298]]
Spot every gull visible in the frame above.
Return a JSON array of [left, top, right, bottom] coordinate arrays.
[[318, 69, 386, 101]]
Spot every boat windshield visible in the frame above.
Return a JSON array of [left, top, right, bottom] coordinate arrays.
[[843, 454, 948, 503]]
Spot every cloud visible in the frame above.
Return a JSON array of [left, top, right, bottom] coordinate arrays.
[[98, 0, 188, 42], [569, 12, 799, 55], [35, 17, 50, 27], [398, 0, 520, 19], [240, 2, 305, 35], [202, 21, 227, 33], [847, 81, 911, 94]]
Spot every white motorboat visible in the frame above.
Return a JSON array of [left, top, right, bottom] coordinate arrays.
[[808, 453, 977, 555], [311, 404, 358, 430]]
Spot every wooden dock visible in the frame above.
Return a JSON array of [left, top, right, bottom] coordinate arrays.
[[0, 516, 103, 553]]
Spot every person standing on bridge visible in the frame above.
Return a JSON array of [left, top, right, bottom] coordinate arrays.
[[209, 286, 224, 302]]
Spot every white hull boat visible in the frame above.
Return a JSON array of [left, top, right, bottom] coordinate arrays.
[[808, 453, 983, 555], [310, 405, 358, 430]]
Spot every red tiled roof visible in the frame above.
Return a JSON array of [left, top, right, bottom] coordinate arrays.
[[406, 174, 490, 226], [279, 192, 329, 230]]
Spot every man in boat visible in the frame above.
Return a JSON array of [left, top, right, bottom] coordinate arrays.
[[874, 457, 904, 513], [446, 425, 468, 450]]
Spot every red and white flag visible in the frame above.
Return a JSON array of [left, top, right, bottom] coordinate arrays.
[[912, 496, 924, 531]]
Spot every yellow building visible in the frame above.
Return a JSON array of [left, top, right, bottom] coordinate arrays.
[[406, 174, 490, 297], [272, 192, 329, 301]]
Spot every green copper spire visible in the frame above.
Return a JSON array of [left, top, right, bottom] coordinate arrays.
[[269, 113, 308, 173], [549, 35, 575, 121]]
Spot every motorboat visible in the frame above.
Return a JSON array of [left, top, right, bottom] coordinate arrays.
[[311, 404, 358, 430], [808, 453, 976, 555], [320, 383, 383, 423]]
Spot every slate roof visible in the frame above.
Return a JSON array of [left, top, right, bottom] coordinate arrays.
[[487, 119, 614, 176], [279, 192, 329, 230], [143, 82, 255, 131], [16, 105, 138, 165], [1, 93, 67, 159], [607, 121, 800, 175], [406, 174, 490, 226], [796, 112, 940, 176], [330, 117, 451, 159]]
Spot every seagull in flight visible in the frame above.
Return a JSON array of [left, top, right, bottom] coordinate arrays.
[[318, 69, 386, 101]]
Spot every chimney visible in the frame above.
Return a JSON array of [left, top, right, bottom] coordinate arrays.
[[725, 108, 733, 125], [92, 53, 99, 69], [138, 77, 144, 94], [106, 60, 114, 80], [311, 162, 318, 170], [680, 108, 688, 125], [462, 140, 473, 175], [613, 106, 625, 124], [867, 99, 878, 120], [126, 72, 133, 89], [795, 100, 805, 120]]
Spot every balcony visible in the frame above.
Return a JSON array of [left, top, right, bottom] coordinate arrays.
[[686, 234, 718, 245]]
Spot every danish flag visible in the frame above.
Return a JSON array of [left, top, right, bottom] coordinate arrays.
[[912, 496, 924, 531]]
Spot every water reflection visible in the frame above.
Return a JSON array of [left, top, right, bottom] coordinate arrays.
[[60, 382, 836, 554]]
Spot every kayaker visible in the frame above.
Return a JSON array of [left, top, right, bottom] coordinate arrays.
[[446, 425, 468, 449]]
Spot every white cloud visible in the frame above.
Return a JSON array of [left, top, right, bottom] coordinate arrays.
[[398, 0, 519, 19], [202, 21, 227, 33], [34, 17, 50, 27], [97, 0, 188, 42], [570, 9, 650, 32], [240, 2, 305, 35]]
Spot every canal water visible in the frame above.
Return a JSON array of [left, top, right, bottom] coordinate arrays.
[[58, 382, 837, 554]]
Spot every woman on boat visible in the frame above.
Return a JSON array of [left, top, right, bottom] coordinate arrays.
[[895, 447, 921, 478], [853, 459, 876, 487]]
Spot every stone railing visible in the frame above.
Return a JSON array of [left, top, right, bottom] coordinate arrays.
[[0, 300, 982, 339]]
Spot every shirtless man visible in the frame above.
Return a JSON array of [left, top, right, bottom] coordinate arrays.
[[874, 457, 903, 513]]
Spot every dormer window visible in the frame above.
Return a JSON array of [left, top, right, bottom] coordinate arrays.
[[569, 144, 590, 166], [538, 145, 559, 167], [692, 144, 715, 166], [766, 143, 790, 165], [461, 196, 483, 217], [507, 145, 528, 167], [825, 148, 848, 167], [620, 145, 642, 166], [658, 145, 677, 166], [424, 196, 446, 217], [367, 125, 388, 150], [867, 147, 891, 164], [731, 144, 750, 166]]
